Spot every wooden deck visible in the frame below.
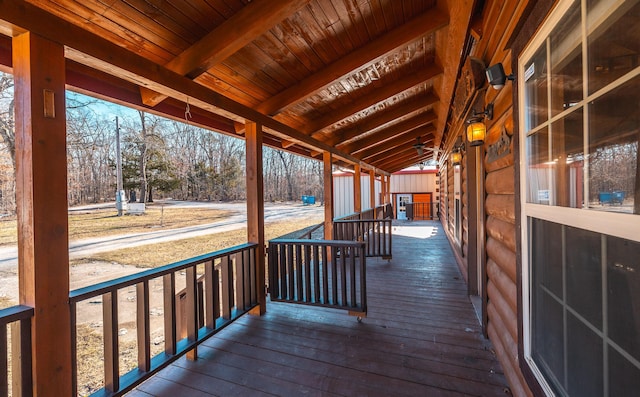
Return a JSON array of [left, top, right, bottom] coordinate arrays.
[[129, 221, 509, 396]]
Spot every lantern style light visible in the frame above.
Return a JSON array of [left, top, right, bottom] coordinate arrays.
[[451, 149, 462, 166], [466, 119, 486, 147]]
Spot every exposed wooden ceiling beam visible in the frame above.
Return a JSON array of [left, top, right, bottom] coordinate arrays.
[[305, 65, 442, 135], [362, 137, 434, 166], [373, 149, 425, 172], [433, 0, 475, 149], [256, 8, 449, 116], [358, 127, 436, 161], [331, 94, 438, 146], [338, 111, 437, 154], [140, 0, 312, 107], [0, 0, 388, 175]]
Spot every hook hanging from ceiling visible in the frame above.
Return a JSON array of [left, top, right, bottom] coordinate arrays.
[[185, 97, 192, 121]]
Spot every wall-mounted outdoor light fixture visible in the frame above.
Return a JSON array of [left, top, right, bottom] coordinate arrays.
[[486, 63, 515, 90], [466, 103, 492, 147], [451, 148, 462, 166]]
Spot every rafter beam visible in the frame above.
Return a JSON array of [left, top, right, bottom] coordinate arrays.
[[331, 94, 438, 146], [358, 127, 436, 161], [140, 0, 312, 106], [0, 0, 389, 174], [433, 0, 475, 149], [256, 8, 448, 116], [306, 65, 442, 135], [339, 111, 437, 154]]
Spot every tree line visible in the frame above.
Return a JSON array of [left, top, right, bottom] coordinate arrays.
[[0, 72, 324, 214]]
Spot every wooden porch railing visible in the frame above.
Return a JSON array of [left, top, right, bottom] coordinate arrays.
[[69, 243, 259, 397], [0, 305, 33, 397], [406, 202, 440, 220], [268, 239, 367, 317], [333, 218, 392, 259]]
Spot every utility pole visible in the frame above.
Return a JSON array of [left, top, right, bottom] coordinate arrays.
[[115, 116, 126, 216]]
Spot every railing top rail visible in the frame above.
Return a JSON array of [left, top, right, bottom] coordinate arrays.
[[333, 212, 360, 221], [70, 242, 258, 303], [269, 239, 365, 248], [334, 218, 392, 224], [0, 304, 34, 326]]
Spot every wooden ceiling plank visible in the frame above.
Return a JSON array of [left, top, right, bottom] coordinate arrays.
[[358, 127, 436, 161], [306, 64, 442, 135], [433, 0, 475, 150], [331, 96, 437, 146], [256, 7, 449, 116], [140, 0, 312, 106], [0, 0, 388, 174], [338, 111, 437, 153]]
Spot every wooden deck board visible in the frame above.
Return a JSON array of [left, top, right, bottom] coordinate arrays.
[[132, 221, 509, 396]]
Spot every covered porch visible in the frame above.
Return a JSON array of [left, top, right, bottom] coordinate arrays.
[[130, 221, 507, 397]]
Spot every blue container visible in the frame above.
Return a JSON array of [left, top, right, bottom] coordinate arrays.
[[612, 191, 625, 204], [307, 196, 315, 204], [301, 195, 309, 204], [599, 192, 612, 204]]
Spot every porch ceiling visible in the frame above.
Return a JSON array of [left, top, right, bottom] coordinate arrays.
[[0, 0, 479, 173]]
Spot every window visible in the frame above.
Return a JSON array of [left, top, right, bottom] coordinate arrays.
[[519, 0, 640, 395]]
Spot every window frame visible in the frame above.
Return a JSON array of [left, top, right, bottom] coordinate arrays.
[[518, 0, 640, 394]]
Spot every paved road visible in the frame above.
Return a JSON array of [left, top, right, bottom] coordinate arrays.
[[0, 201, 323, 273]]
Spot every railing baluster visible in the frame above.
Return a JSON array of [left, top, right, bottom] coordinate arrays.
[[186, 266, 198, 361], [235, 252, 245, 311], [286, 243, 294, 300], [1, 320, 7, 396], [220, 256, 232, 319], [331, 246, 338, 305], [163, 273, 176, 355], [204, 260, 216, 330], [103, 291, 119, 393], [70, 301, 77, 397], [136, 281, 151, 372], [340, 246, 347, 306], [313, 245, 320, 303], [295, 244, 303, 301], [350, 247, 356, 307], [304, 244, 311, 302], [322, 245, 329, 304], [278, 244, 286, 300], [243, 249, 251, 308]]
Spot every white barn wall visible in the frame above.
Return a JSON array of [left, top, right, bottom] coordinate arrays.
[[333, 173, 383, 218]]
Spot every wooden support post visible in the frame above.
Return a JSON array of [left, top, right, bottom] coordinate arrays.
[[323, 152, 334, 240], [381, 174, 387, 205], [13, 32, 72, 396], [354, 164, 362, 214], [246, 120, 266, 315], [369, 171, 376, 216]]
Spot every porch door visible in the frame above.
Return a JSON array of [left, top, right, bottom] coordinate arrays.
[[396, 194, 411, 220], [413, 193, 432, 219]]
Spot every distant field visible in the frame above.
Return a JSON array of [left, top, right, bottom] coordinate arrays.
[[75, 217, 322, 268], [0, 205, 232, 246]]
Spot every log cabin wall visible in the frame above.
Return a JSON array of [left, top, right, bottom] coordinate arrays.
[[458, 1, 534, 395]]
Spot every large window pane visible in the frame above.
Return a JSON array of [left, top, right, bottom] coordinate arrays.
[[588, 0, 640, 94], [567, 313, 603, 397], [609, 348, 640, 397], [566, 226, 601, 329], [524, 45, 548, 132], [607, 236, 640, 362], [527, 127, 550, 204], [552, 109, 584, 208], [550, 0, 583, 117], [588, 75, 639, 213]]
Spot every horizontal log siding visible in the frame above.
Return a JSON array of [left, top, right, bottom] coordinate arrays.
[[474, 1, 533, 394]]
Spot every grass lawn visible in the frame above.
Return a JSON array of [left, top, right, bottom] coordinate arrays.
[[76, 217, 323, 267], [0, 205, 232, 246]]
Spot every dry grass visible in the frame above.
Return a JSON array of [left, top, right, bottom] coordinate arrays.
[[0, 295, 14, 310], [77, 217, 322, 267], [0, 205, 232, 246]]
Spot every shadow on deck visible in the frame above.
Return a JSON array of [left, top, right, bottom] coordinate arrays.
[[129, 221, 509, 396]]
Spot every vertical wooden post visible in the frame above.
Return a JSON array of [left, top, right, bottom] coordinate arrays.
[[246, 120, 266, 315], [381, 174, 387, 205], [354, 164, 362, 214], [13, 32, 71, 396], [323, 152, 334, 240], [369, 171, 376, 215]]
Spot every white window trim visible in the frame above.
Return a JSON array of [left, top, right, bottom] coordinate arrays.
[[518, 0, 640, 394]]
